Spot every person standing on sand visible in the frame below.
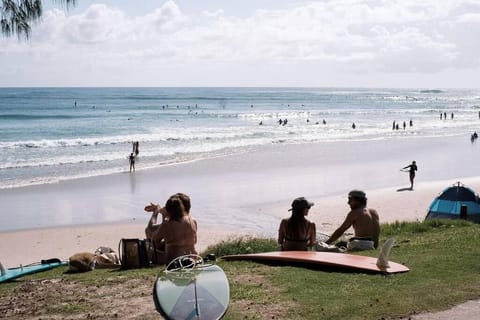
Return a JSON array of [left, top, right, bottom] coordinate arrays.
[[402, 160, 418, 190], [403, 121, 406, 130], [278, 197, 316, 251], [129, 153, 135, 172], [326, 190, 380, 250], [144, 194, 197, 265]]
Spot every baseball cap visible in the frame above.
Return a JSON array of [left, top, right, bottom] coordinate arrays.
[[348, 190, 367, 199]]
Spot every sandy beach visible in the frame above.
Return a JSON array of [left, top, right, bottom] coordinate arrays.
[[1, 134, 479, 268]]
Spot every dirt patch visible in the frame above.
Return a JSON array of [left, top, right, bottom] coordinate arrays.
[[0, 278, 160, 320], [228, 272, 294, 320]]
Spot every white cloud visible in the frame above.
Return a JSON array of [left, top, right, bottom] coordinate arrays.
[[1, 0, 479, 86]]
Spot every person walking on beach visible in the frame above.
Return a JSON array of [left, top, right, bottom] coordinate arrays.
[[278, 197, 316, 251], [144, 194, 197, 265], [402, 160, 418, 190], [135, 141, 139, 156], [326, 190, 380, 250], [392, 121, 396, 130], [352, 122, 356, 129], [403, 121, 406, 130], [451, 112, 454, 120], [129, 153, 135, 172], [409, 119, 413, 127], [444, 112, 447, 119], [440, 112, 443, 120]]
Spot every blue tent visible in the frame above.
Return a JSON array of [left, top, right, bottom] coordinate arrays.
[[426, 183, 480, 223]]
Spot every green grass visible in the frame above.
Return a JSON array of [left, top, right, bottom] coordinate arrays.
[[1, 220, 479, 320], [219, 219, 480, 319], [203, 235, 278, 256]]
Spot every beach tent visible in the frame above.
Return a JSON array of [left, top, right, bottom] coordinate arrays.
[[426, 183, 480, 223]]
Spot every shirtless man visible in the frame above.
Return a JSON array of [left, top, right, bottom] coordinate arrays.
[[326, 190, 380, 249]]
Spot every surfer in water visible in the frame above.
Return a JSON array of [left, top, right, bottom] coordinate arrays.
[[144, 194, 197, 265], [326, 190, 380, 250], [278, 197, 316, 251], [402, 160, 418, 190]]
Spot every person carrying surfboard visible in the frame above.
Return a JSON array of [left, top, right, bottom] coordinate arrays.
[[278, 197, 316, 251], [326, 190, 380, 250]]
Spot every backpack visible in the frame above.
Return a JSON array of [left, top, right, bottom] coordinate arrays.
[[118, 238, 150, 269]]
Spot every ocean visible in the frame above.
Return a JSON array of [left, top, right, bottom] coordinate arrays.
[[1, 87, 479, 189]]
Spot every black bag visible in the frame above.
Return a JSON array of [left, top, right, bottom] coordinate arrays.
[[118, 238, 149, 269]]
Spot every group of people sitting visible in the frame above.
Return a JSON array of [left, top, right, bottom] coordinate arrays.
[[144, 189, 380, 265]]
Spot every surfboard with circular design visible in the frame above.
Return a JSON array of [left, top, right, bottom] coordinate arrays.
[[153, 264, 230, 320]]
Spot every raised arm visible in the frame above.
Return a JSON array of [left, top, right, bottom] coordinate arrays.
[[326, 212, 356, 245], [145, 203, 167, 239]]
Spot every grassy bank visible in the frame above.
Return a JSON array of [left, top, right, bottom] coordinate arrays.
[[1, 220, 479, 319]]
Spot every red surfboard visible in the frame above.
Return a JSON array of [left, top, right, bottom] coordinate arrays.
[[222, 251, 409, 274]]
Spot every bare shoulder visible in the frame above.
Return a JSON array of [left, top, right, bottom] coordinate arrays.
[[368, 208, 379, 218]]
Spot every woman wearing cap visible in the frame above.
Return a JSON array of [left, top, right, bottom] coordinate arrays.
[[278, 197, 316, 251]]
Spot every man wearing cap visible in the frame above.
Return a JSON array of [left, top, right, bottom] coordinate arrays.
[[326, 190, 380, 250], [278, 197, 316, 251]]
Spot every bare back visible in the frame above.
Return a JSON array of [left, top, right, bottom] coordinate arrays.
[[351, 208, 380, 247]]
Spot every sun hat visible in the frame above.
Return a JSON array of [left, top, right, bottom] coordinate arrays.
[[288, 197, 314, 211]]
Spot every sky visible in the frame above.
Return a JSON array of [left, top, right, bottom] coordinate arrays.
[[1, 0, 480, 87]]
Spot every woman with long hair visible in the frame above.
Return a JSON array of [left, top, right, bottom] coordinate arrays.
[[278, 197, 316, 251], [144, 194, 198, 265]]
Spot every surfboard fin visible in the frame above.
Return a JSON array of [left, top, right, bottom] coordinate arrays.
[[376, 237, 396, 269]]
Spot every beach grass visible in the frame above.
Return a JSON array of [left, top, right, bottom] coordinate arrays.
[[0, 220, 479, 319]]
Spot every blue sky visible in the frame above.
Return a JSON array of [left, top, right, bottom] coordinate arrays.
[[2, 0, 480, 87]]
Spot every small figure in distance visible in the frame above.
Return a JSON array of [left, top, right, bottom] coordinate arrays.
[[352, 122, 356, 129], [326, 190, 380, 250], [283, 119, 288, 126], [402, 160, 418, 190], [403, 121, 406, 130], [278, 119, 283, 125], [323, 119, 327, 125], [129, 153, 135, 173], [451, 112, 454, 120], [440, 112, 443, 120], [278, 197, 316, 251], [144, 194, 197, 265], [392, 121, 396, 130], [444, 112, 447, 119], [134, 141, 139, 156], [396, 123, 399, 130], [410, 119, 413, 127], [259, 121, 263, 126]]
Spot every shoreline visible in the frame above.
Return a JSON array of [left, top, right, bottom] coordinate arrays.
[[0, 131, 474, 191]]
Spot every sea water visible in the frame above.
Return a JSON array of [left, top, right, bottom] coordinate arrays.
[[1, 87, 479, 189]]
